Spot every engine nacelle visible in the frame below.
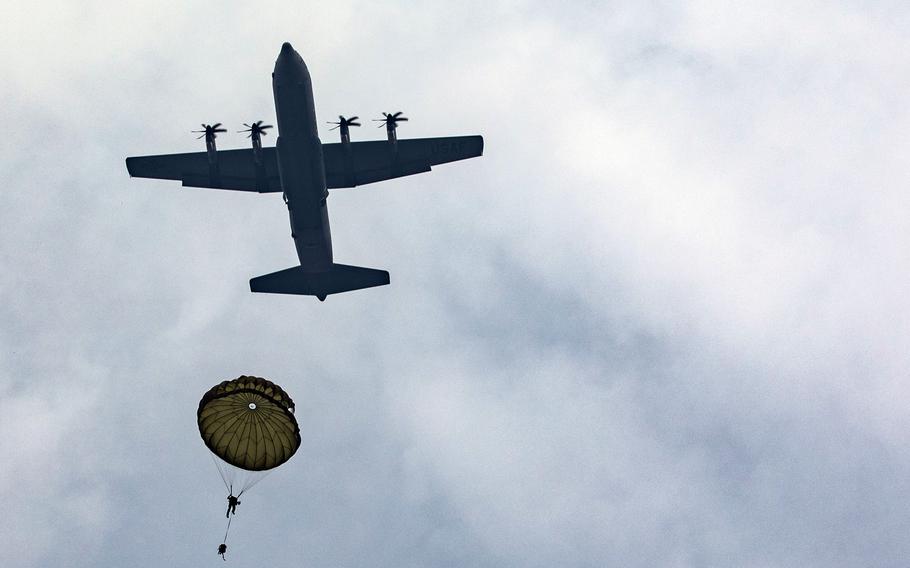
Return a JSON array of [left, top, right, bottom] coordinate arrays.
[[328, 115, 360, 147], [193, 123, 226, 187]]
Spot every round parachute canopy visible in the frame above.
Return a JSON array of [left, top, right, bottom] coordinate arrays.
[[198, 376, 301, 472]]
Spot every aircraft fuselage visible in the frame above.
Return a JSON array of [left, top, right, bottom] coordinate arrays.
[[272, 42, 333, 272]]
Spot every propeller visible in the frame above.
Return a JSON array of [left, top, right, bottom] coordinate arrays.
[[328, 116, 361, 130], [193, 123, 227, 140], [239, 121, 273, 137], [374, 111, 408, 128]]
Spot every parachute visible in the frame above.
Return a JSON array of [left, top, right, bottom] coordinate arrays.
[[198, 375, 301, 549], [198, 375, 300, 471]]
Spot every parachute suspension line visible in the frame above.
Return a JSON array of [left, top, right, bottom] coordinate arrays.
[[237, 468, 273, 496], [209, 452, 231, 492]]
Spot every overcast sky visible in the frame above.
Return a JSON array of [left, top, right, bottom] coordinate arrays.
[[2, 1, 910, 567]]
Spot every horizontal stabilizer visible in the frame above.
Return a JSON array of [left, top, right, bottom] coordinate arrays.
[[249, 263, 390, 300]]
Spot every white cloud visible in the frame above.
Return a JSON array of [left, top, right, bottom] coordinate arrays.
[[0, 359, 111, 566], [3, 1, 910, 567]]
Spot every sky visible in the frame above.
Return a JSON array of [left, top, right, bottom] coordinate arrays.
[[2, 1, 910, 566]]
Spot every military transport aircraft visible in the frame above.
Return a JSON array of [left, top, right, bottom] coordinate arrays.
[[126, 42, 483, 301]]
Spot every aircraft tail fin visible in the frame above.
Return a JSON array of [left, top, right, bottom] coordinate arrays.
[[249, 263, 390, 300]]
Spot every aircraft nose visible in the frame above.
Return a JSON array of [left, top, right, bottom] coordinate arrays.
[[274, 41, 309, 82]]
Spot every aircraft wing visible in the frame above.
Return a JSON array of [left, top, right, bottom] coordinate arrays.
[[322, 135, 484, 189], [125, 148, 282, 192]]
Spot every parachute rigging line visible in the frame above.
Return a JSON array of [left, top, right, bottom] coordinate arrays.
[[236, 468, 273, 496], [209, 452, 231, 492], [223, 514, 232, 543]]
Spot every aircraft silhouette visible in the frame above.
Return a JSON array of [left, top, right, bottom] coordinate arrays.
[[126, 42, 483, 301]]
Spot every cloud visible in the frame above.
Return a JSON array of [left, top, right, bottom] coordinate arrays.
[[2, 2, 910, 567], [0, 358, 111, 567]]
